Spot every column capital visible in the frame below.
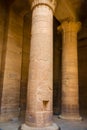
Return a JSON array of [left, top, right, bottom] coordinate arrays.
[[31, 0, 56, 12], [57, 21, 81, 33]]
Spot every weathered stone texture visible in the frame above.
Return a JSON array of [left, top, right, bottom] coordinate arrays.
[[21, 1, 58, 130], [0, 9, 23, 121], [25, 4, 53, 127], [58, 21, 81, 120], [0, 1, 9, 113], [0, 0, 87, 125], [21, 123, 58, 130], [0, 3, 4, 104]]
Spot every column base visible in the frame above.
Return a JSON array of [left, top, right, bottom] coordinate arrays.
[[21, 123, 59, 130], [58, 114, 82, 120]]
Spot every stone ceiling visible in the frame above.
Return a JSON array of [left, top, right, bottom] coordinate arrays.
[[2, 0, 87, 23], [55, 0, 84, 22]]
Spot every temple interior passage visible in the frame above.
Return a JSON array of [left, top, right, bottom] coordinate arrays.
[[0, 0, 87, 130]]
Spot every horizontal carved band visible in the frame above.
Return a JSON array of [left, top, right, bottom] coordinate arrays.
[[32, 0, 56, 12]]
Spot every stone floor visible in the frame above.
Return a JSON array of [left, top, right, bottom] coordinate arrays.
[[53, 116, 87, 130], [0, 116, 87, 130]]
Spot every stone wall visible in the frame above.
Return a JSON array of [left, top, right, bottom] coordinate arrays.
[[0, 1, 8, 113], [0, 2, 5, 73], [0, 7, 23, 121]]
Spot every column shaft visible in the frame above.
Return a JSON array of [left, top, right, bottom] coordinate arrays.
[[58, 21, 82, 120], [26, 5, 53, 127], [21, 0, 58, 129]]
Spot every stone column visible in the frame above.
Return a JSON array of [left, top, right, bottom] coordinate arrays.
[[58, 21, 82, 120], [21, 0, 58, 130]]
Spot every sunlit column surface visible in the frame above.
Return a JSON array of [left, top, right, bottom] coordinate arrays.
[[21, 0, 58, 129]]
